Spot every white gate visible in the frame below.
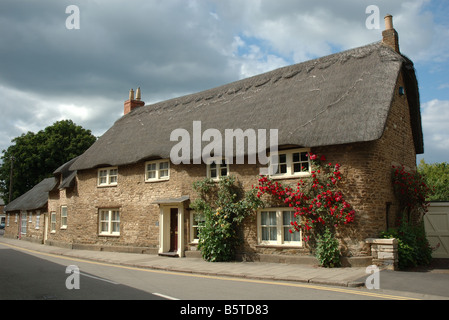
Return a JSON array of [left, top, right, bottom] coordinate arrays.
[[424, 202, 449, 258]]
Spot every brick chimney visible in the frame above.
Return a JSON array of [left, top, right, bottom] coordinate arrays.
[[382, 15, 400, 53], [124, 87, 145, 115]]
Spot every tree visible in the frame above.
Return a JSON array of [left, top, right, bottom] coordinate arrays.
[[0, 120, 96, 203], [418, 159, 449, 201]]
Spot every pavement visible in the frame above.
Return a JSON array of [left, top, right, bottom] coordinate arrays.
[[1, 236, 449, 299], [0, 236, 369, 288]]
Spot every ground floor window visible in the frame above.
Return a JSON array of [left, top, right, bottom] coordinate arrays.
[[258, 208, 302, 246], [50, 212, 56, 233], [61, 206, 68, 229], [20, 211, 27, 235], [190, 212, 205, 243], [99, 209, 120, 236]]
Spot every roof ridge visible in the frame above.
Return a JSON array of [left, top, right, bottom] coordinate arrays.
[[130, 42, 390, 116]]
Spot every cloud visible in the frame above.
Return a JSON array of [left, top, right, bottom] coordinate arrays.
[[0, 0, 447, 163], [420, 99, 449, 162]]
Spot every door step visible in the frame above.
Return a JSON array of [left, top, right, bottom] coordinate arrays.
[[158, 252, 179, 258]]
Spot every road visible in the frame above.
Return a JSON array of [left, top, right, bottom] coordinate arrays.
[[2, 240, 447, 304]]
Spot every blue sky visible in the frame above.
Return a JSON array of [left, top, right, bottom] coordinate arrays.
[[0, 0, 448, 164]]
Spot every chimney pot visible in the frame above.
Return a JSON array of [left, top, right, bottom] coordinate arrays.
[[384, 14, 393, 30], [124, 88, 145, 115]]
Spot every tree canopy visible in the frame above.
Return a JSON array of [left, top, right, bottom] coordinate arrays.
[[0, 120, 96, 203], [418, 159, 449, 201]]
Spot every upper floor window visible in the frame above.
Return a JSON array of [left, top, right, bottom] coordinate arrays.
[[206, 158, 229, 180], [270, 149, 310, 178], [98, 167, 118, 186], [145, 160, 170, 181]]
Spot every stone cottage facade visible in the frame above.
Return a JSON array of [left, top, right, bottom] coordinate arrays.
[[4, 17, 423, 265]]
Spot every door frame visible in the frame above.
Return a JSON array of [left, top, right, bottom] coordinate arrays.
[[159, 204, 185, 257]]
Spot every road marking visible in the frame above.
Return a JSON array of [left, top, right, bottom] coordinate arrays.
[[152, 292, 180, 300], [80, 272, 119, 285], [0, 241, 421, 300]]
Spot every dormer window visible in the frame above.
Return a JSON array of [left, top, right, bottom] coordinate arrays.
[[206, 158, 229, 180], [97, 167, 118, 186], [270, 149, 311, 178], [145, 160, 170, 182]]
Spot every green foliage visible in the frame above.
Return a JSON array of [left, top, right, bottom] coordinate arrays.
[[380, 213, 433, 270], [190, 176, 263, 262], [315, 227, 341, 268], [418, 159, 449, 201], [0, 120, 96, 203]]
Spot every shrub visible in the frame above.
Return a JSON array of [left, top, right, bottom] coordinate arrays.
[[380, 214, 432, 270], [191, 176, 262, 262], [315, 228, 341, 268]]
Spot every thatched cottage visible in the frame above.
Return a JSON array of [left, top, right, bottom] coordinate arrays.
[[4, 16, 423, 264]]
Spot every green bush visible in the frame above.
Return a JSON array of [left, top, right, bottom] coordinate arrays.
[[315, 228, 341, 268], [380, 215, 432, 270], [190, 176, 262, 262]]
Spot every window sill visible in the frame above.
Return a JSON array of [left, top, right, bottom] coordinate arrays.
[[98, 234, 120, 237], [145, 178, 169, 183], [269, 173, 310, 180], [97, 184, 118, 188], [256, 244, 303, 249]]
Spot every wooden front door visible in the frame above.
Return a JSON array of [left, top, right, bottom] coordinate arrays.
[[170, 208, 178, 252]]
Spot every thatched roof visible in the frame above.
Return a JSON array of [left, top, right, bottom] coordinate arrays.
[[71, 42, 423, 171], [4, 177, 56, 212], [53, 157, 78, 189]]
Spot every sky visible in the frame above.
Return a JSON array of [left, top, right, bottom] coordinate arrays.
[[0, 0, 448, 165]]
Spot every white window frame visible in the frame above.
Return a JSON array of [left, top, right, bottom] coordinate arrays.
[[35, 210, 41, 229], [145, 160, 170, 182], [258, 208, 302, 246], [60, 206, 68, 229], [20, 211, 27, 235], [7, 214, 10, 227], [50, 211, 56, 233], [98, 209, 120, 236], [269, 148, 311, 179], [190, 211, 205, 244], [206, 158, 229, 180], [97, 167, 118, 186]]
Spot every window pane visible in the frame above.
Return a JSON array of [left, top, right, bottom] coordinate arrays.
[[283, 211, 300, 242], [261, 211, 277, 241], [301, 162, 309, 172], [282, 211, 294, 225], [301, 152, 308, 162], [210, 167, 217, 178], [147, 171, 156, 179], [292, 152, 300, 163], [159, 169, 168, 178], [220, 166, 228, 177], [101, 222, 109, 232], [159, 162, 168, 170], [279, 154, 286, 164]]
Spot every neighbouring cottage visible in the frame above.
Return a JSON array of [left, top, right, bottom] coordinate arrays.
[[3, 177, 56, 243], [4, 16, 423, 265]]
